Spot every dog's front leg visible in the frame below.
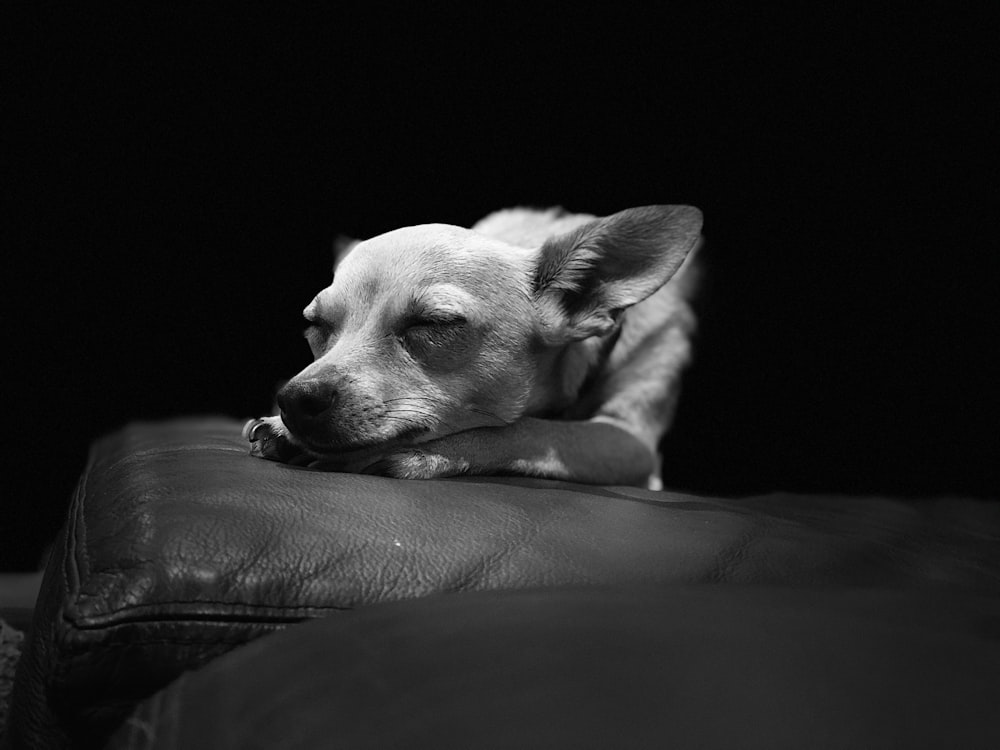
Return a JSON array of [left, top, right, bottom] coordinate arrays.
[[243, 417, 390, 470], [369, 417, 661, 489]]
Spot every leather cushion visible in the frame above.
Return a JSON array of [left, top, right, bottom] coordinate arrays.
[[8, 418, 1000, 748]]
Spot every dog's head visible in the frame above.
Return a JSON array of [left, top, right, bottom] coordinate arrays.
[[277, 206, 701, 455]]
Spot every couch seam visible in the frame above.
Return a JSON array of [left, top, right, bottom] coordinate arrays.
[[63, 445, 97, 618], [68, 600, 351, 626]]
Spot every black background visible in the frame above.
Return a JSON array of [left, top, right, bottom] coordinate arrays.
[[3, 6, 996, 569]]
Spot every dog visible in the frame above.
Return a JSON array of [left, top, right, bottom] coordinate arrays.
[[244, 205, 703, 490]]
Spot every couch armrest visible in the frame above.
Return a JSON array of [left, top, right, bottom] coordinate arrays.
[[7, 417, 1000, 748]]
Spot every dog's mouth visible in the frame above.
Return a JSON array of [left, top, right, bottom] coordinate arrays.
[[288, 423, 430, 457]]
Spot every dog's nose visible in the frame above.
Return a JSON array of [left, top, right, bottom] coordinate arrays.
[[276, 379, 336, 424]]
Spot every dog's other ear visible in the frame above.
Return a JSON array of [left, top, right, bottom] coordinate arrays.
[[332, 235, 360, 271], [533, 205, 702, 341]]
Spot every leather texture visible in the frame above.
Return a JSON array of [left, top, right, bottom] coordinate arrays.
[[105, 586, 1000, 749], [6, 417, 1000, 749]]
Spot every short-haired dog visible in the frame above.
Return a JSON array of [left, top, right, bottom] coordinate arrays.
[[244, 205, 702, 490]]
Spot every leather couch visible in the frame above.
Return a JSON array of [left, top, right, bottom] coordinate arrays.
[[5, 417, 1000, 748]]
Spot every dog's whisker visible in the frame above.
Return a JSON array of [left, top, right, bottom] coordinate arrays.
[[467, 406, 505, 420], [383, 410, 439, 427], [383, 404, 437, 412], [383, 397, 449, 407], [383, 408, 436, 418], [385, 402, 506, 430], [381, 416, 422, 426], [465, 407, 509, 426], [385, 408, 470, 434]]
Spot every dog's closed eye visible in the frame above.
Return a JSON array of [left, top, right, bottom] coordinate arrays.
[[402, 314, 466, 344], [400, 314, 475, 368]]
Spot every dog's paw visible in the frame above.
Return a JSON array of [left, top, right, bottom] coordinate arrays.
[[362, 449, 469, 480], [243, 417, 306, 463]]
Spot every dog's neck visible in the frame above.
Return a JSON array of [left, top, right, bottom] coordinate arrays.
[[523, 327, 620, 418]]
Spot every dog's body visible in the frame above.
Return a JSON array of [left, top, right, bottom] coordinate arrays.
[[245, 205, 702, 489]]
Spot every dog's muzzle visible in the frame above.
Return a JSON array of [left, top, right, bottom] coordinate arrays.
[[276, 378, 338, 439]]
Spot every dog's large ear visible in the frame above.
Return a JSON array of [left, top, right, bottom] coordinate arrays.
[[532, 205, 702, 342]]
